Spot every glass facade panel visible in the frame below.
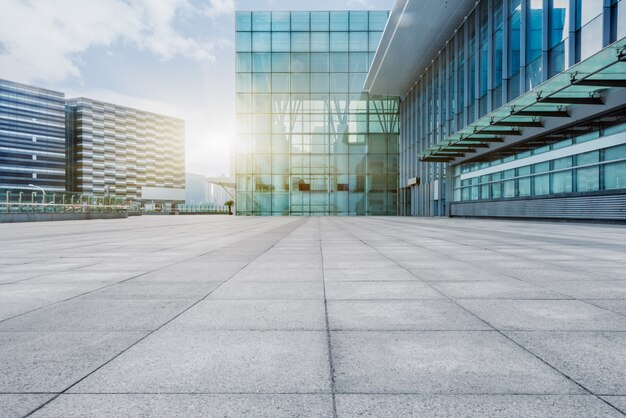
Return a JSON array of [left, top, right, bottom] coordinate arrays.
[[236, 11, 397, 215]]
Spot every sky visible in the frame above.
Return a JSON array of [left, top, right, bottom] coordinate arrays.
[[0, 0, 394, 177]]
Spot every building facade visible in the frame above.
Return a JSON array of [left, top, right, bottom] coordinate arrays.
[[0, 79, 66, 191], [235, 11, 399, 216], [367, 0, 626, 221], [66, 98, 186, 202]]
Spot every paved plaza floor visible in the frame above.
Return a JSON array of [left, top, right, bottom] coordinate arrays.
[[0, 216, 625, 417]]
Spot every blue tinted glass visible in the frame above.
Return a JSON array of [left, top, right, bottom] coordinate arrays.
[[236, 53, 251, 72], [252, 53, 271, 72], [330, 12, 349, 30], [272, 53, 290, 72], [253, 73, 271, 93], [272, 11, 290, 31], [350, 32, 368, 51], [291, 32, 310, 52], [236, 12, 251, 31], [311, 12, 329, 31], [236, 73, 251, 92], [291, 12, 310, 31], [311, 53, 329, 72], [369, 32, 382, 51], [331, 74, 350, 93], [236, 32, 251, 52], [252, 32, 271, 52], [350, 53, 369, 72], [330, 53, 349, 72], [272, 74, 290, 93], [526, 0, 542, 62], [311, 32, 329, 52], [272, 33, 290, 52], [330, 33, 349, 51], [311, 74, 329, 93], [291, 53, 310, 72], [369, 11, 388, 31], [349, 11, 368, 30], [291, 74, 310, 93], [252, 12, 271, 31]]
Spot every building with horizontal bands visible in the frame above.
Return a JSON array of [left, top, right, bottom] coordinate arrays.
[[366, 0, 626, 221], [0, 79, 66, 191], [66, 98, 186, 204]]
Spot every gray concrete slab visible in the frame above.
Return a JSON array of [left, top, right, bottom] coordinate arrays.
[[69, 330, 331, 394], [1, 216, 626, 416], [31, 394, 334, 418], [327, 300, 490, 330], [429, 280, 568, 299], [505, 331, 626, 394], [208, 280, 325, 299], [458, 299, 626, 330], [0, 331, 146, 392], [0, 299, 191, 331], [325, 281, 444, 300], [164, 299, 326, 330], [331, 331, 583, 394], [0, 394, 55, 418], [335, 394, 623, 417]]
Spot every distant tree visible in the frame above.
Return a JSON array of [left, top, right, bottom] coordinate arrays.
[[225, 200, 234, 215]]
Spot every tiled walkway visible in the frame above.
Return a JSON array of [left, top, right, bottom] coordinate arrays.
[[1, 216, 625, 417]]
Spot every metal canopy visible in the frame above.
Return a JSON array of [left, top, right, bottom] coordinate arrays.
[[420, 37, 626, 163]]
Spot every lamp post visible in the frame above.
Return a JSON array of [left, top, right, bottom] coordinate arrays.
[[28, 184, 46, 196], [28, 184, 46, 205]]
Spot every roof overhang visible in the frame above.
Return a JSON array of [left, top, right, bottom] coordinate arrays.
[[419, 37, 626, 163], [364, 0, 477, 97]]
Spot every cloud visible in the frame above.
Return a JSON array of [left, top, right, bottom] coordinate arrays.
[[0, 0, 234, 84]]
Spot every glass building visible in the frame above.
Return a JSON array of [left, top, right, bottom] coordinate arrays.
[[366, 0, 626, 221], [0, 79, 66, 191], [235, 11, 399, 216]]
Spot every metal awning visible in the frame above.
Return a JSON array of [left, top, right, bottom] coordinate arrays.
[[419, 36, 626, 163]]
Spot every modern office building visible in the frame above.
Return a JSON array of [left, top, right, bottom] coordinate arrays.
[[235, 11, 399, 215], [366, 0, 626, 221], [0, 79, 66, 191], [66, 98, 186, 204]]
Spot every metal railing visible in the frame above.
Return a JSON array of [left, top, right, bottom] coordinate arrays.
[[0, 188, 129, 214], [177, 204, 229, 214]]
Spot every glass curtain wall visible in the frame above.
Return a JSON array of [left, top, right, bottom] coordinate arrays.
[[236, 11, 399, 215]]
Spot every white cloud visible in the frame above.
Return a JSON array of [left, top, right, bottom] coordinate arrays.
[[0, 0, 234, 84]]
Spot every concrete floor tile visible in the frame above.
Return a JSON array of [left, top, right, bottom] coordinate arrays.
[[0, 331, 146, 392], [602, 397, 626, 414], [327, 300, 490, 330], [585, 299, 626, 315], [331, 331, 583, 394], [208, 281, 325, 299], [0, 394, 55, 418], [505, 331, 626, 395], [458, 300, 626, 330], [430, 280, 569, 300], [0, 299, 191, 331], [231, 267, 323, 282], [324, 268, 418, 282], [32, 394, 333, 418], [544, 280, 626, 299], [165, 299, 326, 330], [335, 394, 623, 417], [325, 281, 444, 300], [82, 281, 223, 300], [69, 330, 331, 394]]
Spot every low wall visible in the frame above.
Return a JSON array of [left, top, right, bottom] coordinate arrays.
[[0, 212, 128, 223], [451, 192, 626, 221]]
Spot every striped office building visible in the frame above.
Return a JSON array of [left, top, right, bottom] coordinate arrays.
[[0, 79, 66, 191], [66, 98, 186, 201]]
